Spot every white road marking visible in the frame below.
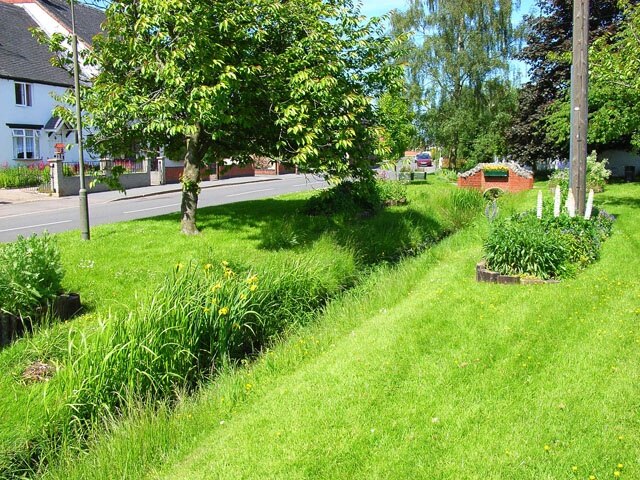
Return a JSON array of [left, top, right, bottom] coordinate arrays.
[[0, 205, 76, 220], [293, 181, 326, 187], [123, 204, 180, 214], [226, 188, 274, 197], [0, 220, 72, 233]]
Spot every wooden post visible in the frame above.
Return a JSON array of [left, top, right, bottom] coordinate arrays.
[[569, 0, 589, 216]]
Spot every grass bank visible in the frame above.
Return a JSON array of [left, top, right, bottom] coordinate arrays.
[[40, 182, 640, 480], [0, 179, 479, 477]]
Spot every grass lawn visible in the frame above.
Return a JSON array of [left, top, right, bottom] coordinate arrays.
[[1, 179, 471, 476], [40, 182, 640, 479]]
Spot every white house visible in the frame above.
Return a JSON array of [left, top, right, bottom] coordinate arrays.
[[0, 0, 103, 168]]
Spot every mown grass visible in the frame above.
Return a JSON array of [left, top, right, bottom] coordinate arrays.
[[37, 182, 640, 480], [0, 178, 479, 477]]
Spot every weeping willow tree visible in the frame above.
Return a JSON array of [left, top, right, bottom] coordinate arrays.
[[392, 0, 520, 168]]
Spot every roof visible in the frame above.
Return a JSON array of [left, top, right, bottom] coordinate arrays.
[[36, 0, 104, 46], [0, 2, 72, 86], [0, 0, 104, 86]]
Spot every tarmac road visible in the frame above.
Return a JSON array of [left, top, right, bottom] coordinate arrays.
[[0, 174, 327, 243]]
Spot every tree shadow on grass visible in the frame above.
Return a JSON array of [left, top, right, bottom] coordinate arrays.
[[190, 196, 447, 266]]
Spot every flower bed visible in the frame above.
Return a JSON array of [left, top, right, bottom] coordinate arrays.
[[482, 207, 614, 281]]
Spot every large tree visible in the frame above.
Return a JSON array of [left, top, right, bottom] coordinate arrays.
[[79, 0, 402, 234], [507, 0, 629, 166], [545, 1, 640, 150], [391, 0, 519, 168]]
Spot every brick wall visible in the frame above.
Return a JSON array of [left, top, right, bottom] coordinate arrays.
[[218, 164, 255, 179], [457, 168, 533, 193]]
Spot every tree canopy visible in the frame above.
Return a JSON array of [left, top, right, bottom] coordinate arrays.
[[508, 0, 630, 166], [391, 0, 520, 168], [72, 0, 403, 233], [545, 0, 640, 151]]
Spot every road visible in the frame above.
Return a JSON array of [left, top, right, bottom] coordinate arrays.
[[0, 174, 327, 243]]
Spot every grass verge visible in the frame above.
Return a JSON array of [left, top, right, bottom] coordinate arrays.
[[0, 179, 480, 477], [39, 182, 640, 480]]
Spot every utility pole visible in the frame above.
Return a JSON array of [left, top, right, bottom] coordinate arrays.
[[71, 0, 91, 240], [569, 0, 589, 216]]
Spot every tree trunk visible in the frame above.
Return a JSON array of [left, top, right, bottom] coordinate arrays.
[[181, 129, 203, 235]]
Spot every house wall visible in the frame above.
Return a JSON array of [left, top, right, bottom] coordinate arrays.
[[0, 78, 99, 168], [601, 150, 640, 178]]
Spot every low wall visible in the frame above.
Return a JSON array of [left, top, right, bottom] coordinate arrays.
[[218, 164, 255, 179], [457, 163, 533, 194], [55, 172, 150, 196]]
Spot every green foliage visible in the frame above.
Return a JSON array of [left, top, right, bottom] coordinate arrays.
[[304, 179, 408, 216], [391, 1, 519, 166], [45, 0, 404, 232], [0, 164, 49, 189], [509, 0, 627, 164], [0, 233, 64, 318], [46, 256, 353, 432], [484, 208, 614, 280], [443, 188, 485, 230], [88, 165, 127, 193], [378, 92, 417, 162], [548, 151, 612, 193]]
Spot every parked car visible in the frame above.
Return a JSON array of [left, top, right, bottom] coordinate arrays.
[[415, 152, 433, 167]]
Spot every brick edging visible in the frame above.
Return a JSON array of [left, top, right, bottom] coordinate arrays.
[[476, 262, 560, 285]]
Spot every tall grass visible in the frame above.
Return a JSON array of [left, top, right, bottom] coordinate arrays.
[[39, 249, 356, 444]]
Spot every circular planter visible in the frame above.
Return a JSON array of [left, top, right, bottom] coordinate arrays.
[[476, 262, 560, 285]]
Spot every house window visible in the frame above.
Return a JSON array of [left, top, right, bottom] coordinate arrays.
[[12, 129, 40, 159], [15, 82, 33, 106]]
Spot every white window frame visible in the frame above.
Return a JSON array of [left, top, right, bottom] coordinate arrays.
[[12, 129, 40, 160], [14, 82, 33, 107]]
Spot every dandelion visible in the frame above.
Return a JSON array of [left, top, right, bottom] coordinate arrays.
[[219, 306, 229, 316], [204, 263, 213, 271], [224, 268, 234, 279], [203, 307, 210, 313], [246, 274, 258, 284], [245, 383, 252, 390], [250, 284, 258, 292], [614, 471, 621, 478], [589, 476, 596, 480], [240, 293, 247, 300], [572, 466, 578, 472], [544, 445, 551, 452], [175, 262, 184, 271], [618, 464, 624, 469], [211, 283, 222, 292], [221, 260, 229, 267]]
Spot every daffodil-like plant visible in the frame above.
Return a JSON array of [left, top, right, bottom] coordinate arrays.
[[48, 257, 338, 431]]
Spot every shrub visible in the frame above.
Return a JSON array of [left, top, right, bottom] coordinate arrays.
[[0, 163, 49, 189], [483, 209, 614, 279], [304, 179, 407, 216], [0, 233, 64, 318], [549, 151, 612, 193]]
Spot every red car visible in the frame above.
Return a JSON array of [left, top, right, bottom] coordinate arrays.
[[415, 152, 433, 167]]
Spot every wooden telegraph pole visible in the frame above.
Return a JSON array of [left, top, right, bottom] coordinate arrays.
[[569, 0, 589, 215]]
